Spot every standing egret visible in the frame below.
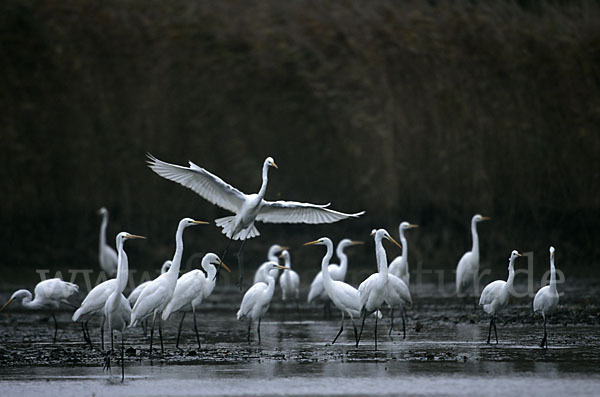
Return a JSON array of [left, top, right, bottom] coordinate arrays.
[[128, 261, 172, 307], [456, 214, 490, 298], [253, 245, 288, 284], [162, 254, 231, 349], [103, 231, 145, 382], [98, 207, 118, 277], [304, 238, 367, 346], [533, 246, 560, 349], [479, 250, 522, 344], [73, 278, 117, 349], [147, 154, 365, 287], [1, 278, 79, 343], [130, 218, 208, 355], [357, 229, 402, 349], [388, 222, 419, 286], [237, 262, 288, 344], [307, 239, 364, 318], [278, 250, 301, 318]]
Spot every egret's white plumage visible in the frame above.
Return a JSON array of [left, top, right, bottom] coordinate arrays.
[[307, 239, 363, 305], [1, 278, 79, 343], [98, 207, 118, 277], [533, 246, 560, 348], [479, 250, 521, 344], [456, 214, 490, 296], [237, 262, 287, 344], [130, 218, 208, 354], [147, 155, 365, 241], [278, 250, 300, 302], [357, 229, 402, 348], [388, 222, 418, 286], [253, 245, 287, 284], [72, 278, 116, 349], [103, 232, 145, 382], [128, 261, 172, 307]]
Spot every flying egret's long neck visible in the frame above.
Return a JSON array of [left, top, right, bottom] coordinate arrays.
[[400, 228, 408, 263], [375, 235, 389, 282], [337, 245, 348, 274], [321, 240, 335, 288], [168, 224, 187, 281], [549, 255, 557, 292], [471, 220, 480, 259], [99, 213, 108, 252], [116, 238, 128, 293], [257, 163, 270, 198]]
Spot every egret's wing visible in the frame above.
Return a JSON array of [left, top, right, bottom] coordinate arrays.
[[257, 200, 365, 224], [479, 280, 503, 306], [166, 271, 205, 315], [36, 278, 79, 302], [147, 154, 246, 213], [238, 283, 266, 317]]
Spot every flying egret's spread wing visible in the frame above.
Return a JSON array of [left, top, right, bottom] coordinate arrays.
[[147, 154, 246, 214], [257, 201, 365, 224]]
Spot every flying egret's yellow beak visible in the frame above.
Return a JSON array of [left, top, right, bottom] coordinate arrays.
[[351, 240, 364, 245], [192, 220, 210, 225], [0, 298, 14, 312], [304, 240, 320, 246], [220, 261, 232, 273], [386, 234, 403, 249], [127, 234, 147, 240], [408, 224, 419, 229], [481, 216, 491, 221]]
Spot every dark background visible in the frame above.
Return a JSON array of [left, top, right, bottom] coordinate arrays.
[[1, 0, 598, 287]]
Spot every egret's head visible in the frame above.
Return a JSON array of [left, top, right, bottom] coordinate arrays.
[[549, 246, 555, 260], [279, 250, 291, 261], [304, 237, 330, 247], [400, 221, 419, 230], [339, 238, 363, 249], [373, 229, 402, 249], [0, 289, 29, 311], [265, 157, 278, 169], [180, 218, 209, 228], [97, 207, 108, 216], [117, 231, 146, 243], [204, 253, 231, 273], [269, 244, 289, 257], [473, 214, 491, 223]]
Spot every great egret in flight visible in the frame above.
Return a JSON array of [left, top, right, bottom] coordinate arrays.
[[253, 245, 288, 284], [1, 278, 79, 343], [147, 154, 365, 286], [130, 218, 208, 355], [456, 214, 490, 298], [304, 237, 379, 346], [103, 231, 145, 382], [128, 261, 172, 308], [357, 229, 402, 349], [388, 222, 419, 286], [479, 250, 522, 344], [278, 250, 300, 318], [162, 253, 231, 349], [533, 246, 560, 349], [307, 239, 363, 318], [237, 261, 288, 344], [98, 207, 118, 277]]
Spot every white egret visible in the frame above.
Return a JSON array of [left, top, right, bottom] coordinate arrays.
[[307, 239, 364, 318], [278, 250, 300, 318], [479, 250, 522, 344], [127, 260, 172, 307], [147, 154, 365, 287], [102, 231, 145, 382], [1, 278, 79, 343], [533, 246, 560, 349], [73, 278, 116, 349], [130, 218, 208, 355], [98, 207, 118, 277], [253, 244, 288, 284], [456, 214, 490, 297], [388, 222, 419, 286], [357, 229, 402, 349], [237, 262, 288, 344], [162, 254, 231, 349], [304, 238, 366, 346]]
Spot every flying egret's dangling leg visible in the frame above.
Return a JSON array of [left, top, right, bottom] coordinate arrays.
[[216, 239, 234, 281], [193, 310, 201, 349], [493, 315, 498, 345], [120, 332, 125, 383], [540, 315, 548, 349], [176, 312, 186, 349], [388, 309, 394, 337], [332, 312, 345, 345], [236, 240, 248, 290], [158, 316, 164, 356], [257, 317, 262, 345], [357, 308, 367, 347]]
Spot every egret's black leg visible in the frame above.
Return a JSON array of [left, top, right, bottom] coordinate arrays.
[[357, 308, 367, 347], [142, 319, 148, 337], [110, 329, 114, 351], [52, 313, 58, 344], [81, 322, 91, 347], [149, 315, 156, 355], [237, 240, 247, 290], [121, 332, 125, 383], [493, 316, 498, 344], [85, 321, 93, 348], [176, 312, 186, 349], [540, 315, 547, 349], [257, 317, 262, 345], [351, 318, 359, 345], [402, 309, 407, 340], [486, 316, 493, 344], [247, 320, 252, 344], [193, 310, 201, 349], [332, 312, 345, 345], [374, 310, 378, 351], [389, 309, 394, 337], [158, 316, 164, 356]]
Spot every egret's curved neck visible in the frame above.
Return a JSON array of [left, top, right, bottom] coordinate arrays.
[[18, 291, 35, 308], [116, 238, 129, 293], [283, 255, 291, 270], [336, 244, 349, 274], [268, 251, 278, 263], [399, 228, 408, 262], [203, 263, 217, 282], [321, 241, 335, 287], [168, 224, 187, 280], [471, 220, 480, 259], [549, 256, 556, 292], [99, 213, 108, 250], [257, 163, 270, 198], [375, 236, 389, 281]]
